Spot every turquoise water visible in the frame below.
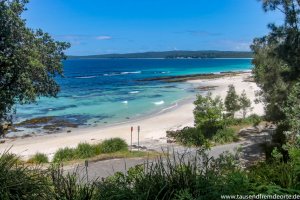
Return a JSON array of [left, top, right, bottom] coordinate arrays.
[[15, 58, 252, 130]]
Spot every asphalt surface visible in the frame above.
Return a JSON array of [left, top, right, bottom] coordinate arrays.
[[67, 125, 275, 181]]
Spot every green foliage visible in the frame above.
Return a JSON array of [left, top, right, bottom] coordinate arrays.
[[49, 165, 97, 200], [251, 0, 300, 133], [282, 82, 300, 137], [224, 114, 262, 127], [193, 92, 224, 128], [239, 90, 252, 119], [99, 138, 128, 153], [53, 147, 76, 163], [53, 138, 128, 163], [96, 151, 250, 199], [75, 143, 97, 159], [167, 126, 207, 147], [0, 0, 70, 135], [1, 145, 300, 199], [0, 151, 49, 199], [225, 84, 240, 117], [212, 128, 238, 144], [28, 153, 49, 164]]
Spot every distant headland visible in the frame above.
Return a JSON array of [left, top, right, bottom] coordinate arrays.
[[68, 50, 253, 59]]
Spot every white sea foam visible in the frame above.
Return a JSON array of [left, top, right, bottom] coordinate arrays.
[[158, 103, 178, 114], [122, 101, 128, 104], [75, 76, 97, 79], [120, 71, 141, 75], [153, 100, 164, 105], [129, 91, 140, 94], [104, 71, 141, 76]]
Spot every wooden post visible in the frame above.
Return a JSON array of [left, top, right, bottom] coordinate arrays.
[[130, 126, 133, 151], [85, 160, 89, 182], [137, 126, 140, 151]]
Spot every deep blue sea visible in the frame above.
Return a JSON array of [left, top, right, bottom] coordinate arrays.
[[15, 58, 252, 133]]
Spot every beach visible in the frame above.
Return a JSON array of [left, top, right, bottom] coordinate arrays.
[[0, 72, 264, 160]]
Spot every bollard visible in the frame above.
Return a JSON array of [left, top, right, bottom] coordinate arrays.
[[137, 126, 140, 151], [85, 160, 89, 182]]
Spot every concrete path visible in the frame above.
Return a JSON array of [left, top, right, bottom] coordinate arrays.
[[66, 125, 275, 181]]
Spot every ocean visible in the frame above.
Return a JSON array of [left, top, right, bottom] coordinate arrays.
[[13, 58, 252, 135]]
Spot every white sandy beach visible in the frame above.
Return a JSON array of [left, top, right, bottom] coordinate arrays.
[[0, 72, 264, 160]]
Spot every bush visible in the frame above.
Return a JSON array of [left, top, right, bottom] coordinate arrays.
[[28, 153, 49, 164], [99, 138, 128, 153], [53, 147, 76, 163], [0, 151, 49, 199], [75, 143, 97, 159], [96, 150, 251, 199], [224, 114, 263, 127], [167, 126, 207, 147], [52, 138, 128, 163], [212, 128, 238, 144], [247, 114, 262, 126], [49, 165, 97, 199]]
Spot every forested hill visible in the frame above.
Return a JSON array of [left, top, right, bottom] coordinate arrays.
[[68, 50, 253, 59]]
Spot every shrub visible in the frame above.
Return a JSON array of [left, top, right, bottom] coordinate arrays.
[[212, 128, 238, 144], [247, 114, 262, 126], [99, 138, 128, 153], [225, 84, 240, 117], [53, 147, 76, 163], [167, 126, 207, 147], [96, 150, 251, 199], [28, 153, 49, 164], [193, 93, 224, 128], [49, 165, 97, 199], [0, 151, 49, 199], [75, 143, 96, 159]]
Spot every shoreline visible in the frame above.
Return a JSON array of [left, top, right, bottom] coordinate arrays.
[[0, 72, 264, 160]]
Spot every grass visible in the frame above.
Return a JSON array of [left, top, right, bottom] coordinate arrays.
[[212, 127, 239, 145], [53, 147, 76, 163], [2, 143, 300, 199], [98, 138, 128, 153], [52, 138, 151, 163], [64, 150, 160, 166], [28, 153, 49, 164]]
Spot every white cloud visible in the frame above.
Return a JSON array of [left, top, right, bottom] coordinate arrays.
[[96, 36, 112, 40]]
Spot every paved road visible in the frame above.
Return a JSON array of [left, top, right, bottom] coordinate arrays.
[[67, 126, 275, 181]]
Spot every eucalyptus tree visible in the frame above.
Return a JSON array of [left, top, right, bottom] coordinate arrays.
[[0, 0, 70, 136], [251, 0, 300, 131]]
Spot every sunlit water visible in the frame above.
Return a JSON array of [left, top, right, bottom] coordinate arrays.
[[13, 58, 252, 135]]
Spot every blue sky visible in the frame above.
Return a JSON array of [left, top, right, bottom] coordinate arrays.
[[23, 0, 283, 55]]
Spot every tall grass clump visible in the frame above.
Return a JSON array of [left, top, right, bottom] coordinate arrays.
[[28, 153, 49, 164], [75, 143, 97, 159], [53, 147, 76, 163], [212, 128, 238, 144], [53, 138, 128, 163], [95, 149, 251, 199], [0, 151, 49, 199], [99, 138, 128, 153], [49, 164, 97, 199]]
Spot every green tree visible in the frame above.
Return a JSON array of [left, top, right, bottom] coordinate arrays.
[[239, 90, 252, 119], [252, 0, 300, 121], [282, 82, 300, 140], [251, 0, 300, 144], [193, 92, 224, 137], [0, 0, 70, 136], [224, 84, 240, 117]]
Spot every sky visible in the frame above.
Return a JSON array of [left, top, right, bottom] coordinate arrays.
[[23, 0, 284, 56]]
